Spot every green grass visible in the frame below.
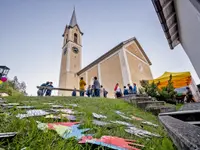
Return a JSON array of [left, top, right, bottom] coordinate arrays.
[[0, 96, 176, 150]]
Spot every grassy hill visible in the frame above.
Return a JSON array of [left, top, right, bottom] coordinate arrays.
[[0, 96, 176, 150]]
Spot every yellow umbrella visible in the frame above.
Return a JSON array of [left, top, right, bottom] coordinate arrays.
[[149, 72, 191, 89]]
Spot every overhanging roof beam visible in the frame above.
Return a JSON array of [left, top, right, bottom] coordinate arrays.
[[163, 0, 173, 10]]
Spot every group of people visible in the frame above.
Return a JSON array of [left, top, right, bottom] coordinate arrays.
[[72, 77, 108, 98], [114, 83, 137, 98], [37, 81, 54, 96]]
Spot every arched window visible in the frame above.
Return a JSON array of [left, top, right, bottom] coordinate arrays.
[[74, 33, 78, 43]]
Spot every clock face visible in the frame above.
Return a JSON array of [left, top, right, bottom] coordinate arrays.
[[72, 47, 79, 54]]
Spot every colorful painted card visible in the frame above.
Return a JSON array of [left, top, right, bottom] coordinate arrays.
[[79, 136, 144, 150]]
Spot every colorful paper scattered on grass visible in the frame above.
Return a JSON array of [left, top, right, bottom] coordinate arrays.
[[0, 132, 17, 139], [0, 99, 6, 103], [79, 136, 144, 150], [16, 106, 35, 109], [141, 121, 158, 127], [43, 103, 54, 105], [125, 127, 161, 138], [16, 109, 50, 119], [93, 120, 110, 126], [92, 113, 107, 119], [131, 115, 143, 121], [110, 121, 134, 127], [52, 105, 64, 108], [51, 109, 77, 114], [45, 114, 76, 121], [115, 111, 132, 120], [37, 122, 90, 140], [115, 111, 124, 115], [2, 103, 20, 106]]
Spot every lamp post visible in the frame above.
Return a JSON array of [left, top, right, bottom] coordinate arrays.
[[0, 66, 10, 78]]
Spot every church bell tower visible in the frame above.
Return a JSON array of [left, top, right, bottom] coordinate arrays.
[[58, 8, 83, 96]]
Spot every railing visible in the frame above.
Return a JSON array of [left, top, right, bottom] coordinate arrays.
[[36, 86, 86, 92]]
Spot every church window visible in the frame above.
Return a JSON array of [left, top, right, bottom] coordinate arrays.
[[74, 33, 78, 43]]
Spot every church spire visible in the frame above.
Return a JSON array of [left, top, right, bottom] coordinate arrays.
[[69, 7, 78, 27]]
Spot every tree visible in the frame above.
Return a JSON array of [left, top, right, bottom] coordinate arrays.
[[19, 81, 27, 96], [140, 75, 177, 104], [0, 76, 28, 96], [11, 76, 20, 90]]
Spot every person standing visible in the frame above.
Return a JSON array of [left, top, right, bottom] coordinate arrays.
[[45, 82, 53, 96], [40, 81, 49, 96], [93, 77, 100, 97], [127, 84, 133, 94], [72, 88, 77, 97], [132, 83, 137, 94], [185, 87, 194, 103], [114, 83, 119, 98], [91, 85, 95, 97], [86, 85, 92, 97], [103, 88, 108, 98], [115, 84, 122, 98], [123, 86, 129, 96], [100, 85, 104, 97], [79, 77, 86, 97]]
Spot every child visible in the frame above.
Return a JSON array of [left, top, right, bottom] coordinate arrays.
[[127, 84, 133, 94], [115, 85, 122, 98], [100, 85, 104, 97], [103, 88, 108, 98], [123, 86, 129, 96], [72, 88, 77, 96], [133, 83, 137, 94], [86, 85, 92, 97]]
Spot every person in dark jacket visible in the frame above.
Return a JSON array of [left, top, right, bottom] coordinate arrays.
[[45, 82, 53, 96], [185, 87, 194, 103], [93, 77, 100, 97], [86, 85, 92, 97], [103, 88, 108, 98], [39, 81, 49, 96], [72, 88, 77, 96], [127, 84, 133, 94], [123, 86, 129, 96]]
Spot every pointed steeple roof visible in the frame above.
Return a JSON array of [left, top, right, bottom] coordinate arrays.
[[67, 7, 83, 35], [69, 7, 78, 27]]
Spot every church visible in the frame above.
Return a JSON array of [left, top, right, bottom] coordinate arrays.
[[58, 9, 153, 97]]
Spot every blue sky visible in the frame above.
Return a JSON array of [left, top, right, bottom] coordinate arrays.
[[0, 0, 199, 96]]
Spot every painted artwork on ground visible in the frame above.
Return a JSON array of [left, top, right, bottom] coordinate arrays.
[[37, 122, 90, 140], [79, 136, 144, 150], [141, 121, 158, 127], [52, 105, 64, 108], [131, 115, 143, 121], [115, 111, 132, 120], [45, 114, 76, 121], [16, 106, 35, 109], [51, 109, 77, 114], [92, 113, 107, 119], [16, 109, 50, 119], [110, 121, 134, 127], [125, 127, 161, 138], [0, 99, 6, 103], [2, 103, 20, 107], [0, 132, 17, 139], [93, 120, 110, 126]]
